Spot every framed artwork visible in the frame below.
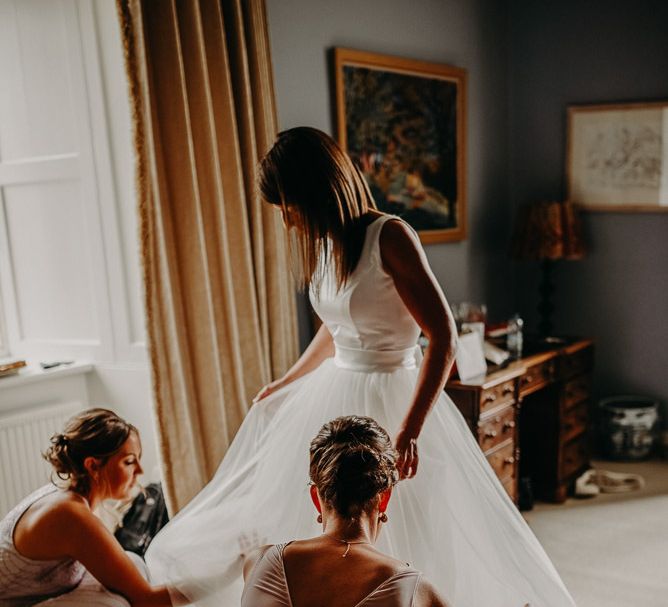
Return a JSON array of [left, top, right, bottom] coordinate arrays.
[[335, 48, 467, 243], [567, 101, 668, 212]]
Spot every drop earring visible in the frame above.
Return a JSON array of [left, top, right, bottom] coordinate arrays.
[[317, 514, 323, 524], [379, 512, 388, 523]]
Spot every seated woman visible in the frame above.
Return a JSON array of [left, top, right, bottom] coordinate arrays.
[[0, 408, 179, 607], [242, 415, 450, 607]]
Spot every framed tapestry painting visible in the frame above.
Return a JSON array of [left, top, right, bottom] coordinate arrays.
[[335, 48, 467, 243], [567, 101, 668, 212]]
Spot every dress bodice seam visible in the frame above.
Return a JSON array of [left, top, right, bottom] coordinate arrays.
[[335, 215, 390, 351]]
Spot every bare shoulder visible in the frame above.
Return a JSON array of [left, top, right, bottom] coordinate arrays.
[[379, 216, 420, 250], [378, 217, 426, 272], [19, 490, 88, 528], [14, 490, 93, 559], [242, 544, 273, 581], [414, 575, 451, 607]]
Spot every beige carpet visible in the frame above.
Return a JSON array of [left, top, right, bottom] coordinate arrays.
[[524, 459, 668, 607]]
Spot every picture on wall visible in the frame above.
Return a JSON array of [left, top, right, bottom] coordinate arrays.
[[335, 48, 467, 243], [567, 101, 668, 212]]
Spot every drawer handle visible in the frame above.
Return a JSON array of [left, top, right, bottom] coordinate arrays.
[[503, 420, 516, 430], [485, 430, 498, 438], [523, 375, 533, 385], [484, 393, 497, 403], [502, 386, 514, 395], [503, 457, 515, 465]]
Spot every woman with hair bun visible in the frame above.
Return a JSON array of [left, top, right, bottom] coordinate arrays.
[[242, 416, 449, 607], [0, 408, 179, 606]]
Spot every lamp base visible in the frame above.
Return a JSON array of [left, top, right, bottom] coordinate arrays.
[[537, 259, 555, 337]]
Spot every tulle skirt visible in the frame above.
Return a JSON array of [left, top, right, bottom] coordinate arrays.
[[146, 357, 575, 607]]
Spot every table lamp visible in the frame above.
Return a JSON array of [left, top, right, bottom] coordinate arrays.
[[512, 201, 586, 337]]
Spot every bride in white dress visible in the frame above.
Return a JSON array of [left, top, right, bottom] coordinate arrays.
[[146, 127, 575, 607]]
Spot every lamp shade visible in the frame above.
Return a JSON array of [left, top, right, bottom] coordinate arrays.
[[512, 201, 586, 261]]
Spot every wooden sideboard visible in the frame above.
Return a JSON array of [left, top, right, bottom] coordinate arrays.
[[446, 338, 594, 505]]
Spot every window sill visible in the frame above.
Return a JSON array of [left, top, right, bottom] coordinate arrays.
[[0, 361, 94, 391]]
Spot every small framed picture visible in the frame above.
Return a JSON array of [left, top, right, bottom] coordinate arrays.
[[566, 101, 668, 212]]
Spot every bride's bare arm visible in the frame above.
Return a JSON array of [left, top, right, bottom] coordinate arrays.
[[379, 219, 457, 479], [253, 323, 334, 402]]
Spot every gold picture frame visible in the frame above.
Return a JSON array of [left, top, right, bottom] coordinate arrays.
[[566, 101, 668, 212], [335, 48, 467, 243]]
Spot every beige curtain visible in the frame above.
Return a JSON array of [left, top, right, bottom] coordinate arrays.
[[117, 0, 298, 513]]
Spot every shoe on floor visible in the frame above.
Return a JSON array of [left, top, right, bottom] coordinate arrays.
[[593, 469, 645, 493], [575, 468, 645, 497], [575, 469, 600, 498]]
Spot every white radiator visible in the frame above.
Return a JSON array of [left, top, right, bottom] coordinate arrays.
[[0, 401, 82, 517]]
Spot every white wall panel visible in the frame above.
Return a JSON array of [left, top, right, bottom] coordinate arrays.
[[0, 0, 115, 362], [92, 0, 147, 350], [0, 0, 161, 487], [0, 0, 77, 161], [4, 180, 98, 342]]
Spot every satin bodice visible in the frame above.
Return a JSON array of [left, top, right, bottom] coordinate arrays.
[[309, 215, 421, 372]]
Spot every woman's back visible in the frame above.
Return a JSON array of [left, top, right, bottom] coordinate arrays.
[[310, 214, 421, 358], [242, 540, 429, 607], [0, 485, 85, 606]]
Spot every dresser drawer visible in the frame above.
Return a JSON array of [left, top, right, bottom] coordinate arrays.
[[478, 405, 516, 452], [519, 359, 556, 397], [480, 379, 516, 415], [562, 375, 591, 411], [560, 346, 594, 380], [486, 440, 516, 481], [560, 434, 589, 480], [561, 401, 588, 443]]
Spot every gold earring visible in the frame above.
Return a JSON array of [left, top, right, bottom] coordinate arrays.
[[317, 514, 323, 523], [379, 512, 388, 523]]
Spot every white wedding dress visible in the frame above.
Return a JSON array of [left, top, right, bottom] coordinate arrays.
[[146, 215, 575, 607]]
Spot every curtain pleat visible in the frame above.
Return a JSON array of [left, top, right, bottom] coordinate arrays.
[[117, 0, 298, 513]]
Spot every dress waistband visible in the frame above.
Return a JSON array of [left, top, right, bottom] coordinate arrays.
[[334, 344, 422, 372]]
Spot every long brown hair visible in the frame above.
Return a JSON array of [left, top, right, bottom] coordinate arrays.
[[258, 127, 377, 291]]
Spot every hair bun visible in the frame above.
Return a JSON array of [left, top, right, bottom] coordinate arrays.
[[42, 408, 137, 494], [309, 416, 399, 517]]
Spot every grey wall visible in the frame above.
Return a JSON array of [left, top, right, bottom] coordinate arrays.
[[266, 0, 668, 423], [266, 0, 513, 347], [509, 0, 668, 413]]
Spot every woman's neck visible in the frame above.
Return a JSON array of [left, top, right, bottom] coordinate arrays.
[[77, 486, 104, 512], [321, 511, 379, 544]]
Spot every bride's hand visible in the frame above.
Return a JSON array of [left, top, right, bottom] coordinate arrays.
[[252, 377, 287, 404], [395, 430, 419, 480]]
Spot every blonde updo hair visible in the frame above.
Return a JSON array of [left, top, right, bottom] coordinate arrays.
[[43, 408, 138, 495], [309, 416, 399, 518]]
